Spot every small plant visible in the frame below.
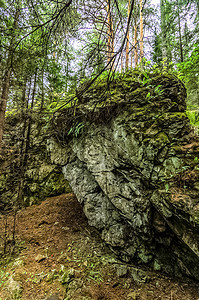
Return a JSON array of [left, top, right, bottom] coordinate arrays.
[[146, 92, 151, 100], [142, 75, 149, 86], [67, 122, 85, 137], [165, 183, 169, 193], [145, 84, 164, 102], [139, 70, 150, 86], [154, 85, 164, 96]]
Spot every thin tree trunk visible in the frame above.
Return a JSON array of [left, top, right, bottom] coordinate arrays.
[[160, 0, 168, 62], [121, 51, 124, 72], [0, 69, 11, 147], [19, 78, 28, 159], [131, 27, 134, 68], [134, 0, 138, 67], [17, 71, 37, 207], [140, 0, 144, 61], [177, 0, 183, 62], [126, 0, 131, 70], [107, 0, 114, 70], [184, 22, 189, 58], [107, 0, 111, 66], [65, 40, 69, 92], [16, 80, 31, 208], [0, 9, 19, 149], [40, 69, 45, 112], [111, 17, 114, 70]]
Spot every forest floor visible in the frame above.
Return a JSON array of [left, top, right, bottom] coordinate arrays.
[[0, 193, 199, 300]]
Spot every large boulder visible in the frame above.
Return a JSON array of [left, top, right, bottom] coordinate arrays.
[[49, 72, 199, 280]]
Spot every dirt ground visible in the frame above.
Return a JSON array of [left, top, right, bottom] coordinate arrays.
[[0, 193, 198, 300]]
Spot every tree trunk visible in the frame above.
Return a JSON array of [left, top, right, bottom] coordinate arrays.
[[0, 9, 19, 150], [140, 0, 144, 61], [19, 77, 28, 157], [134, 0, 138, 67], [17, 71, 37, 207], [111, 17, 114, 70], [177, 0, 183, 62], [160, 0, 168, 62], [121, 51, 124, 72], [106, 0, 114, 69], [131, 27, 134, 68], [107, 0, 111, 66], [0, 69, 11, 147], [183, 22, 189, 58], [126, 0, 131, 70], [40, 69, 45, 112]]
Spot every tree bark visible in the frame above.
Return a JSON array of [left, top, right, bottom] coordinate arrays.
[[106, 0, 114, 69], [40, 69, 45, 112], [177, 0, 184, 62], [134, 0, 138, 67], [0, 9, 20, 150], [160, 0, 167, 62], [131, 26, 134, 68], [0, 69, 11, 148], [17, 71, 37, 207], [126, 0, 131, 70], [107, 0, 111, 66], [140, 0, 144, 61], [121, 50, 124, 72], [183, 22, 189, 58]]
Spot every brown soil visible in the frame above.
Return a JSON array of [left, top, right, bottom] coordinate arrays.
[[0, 193, 199, 300]]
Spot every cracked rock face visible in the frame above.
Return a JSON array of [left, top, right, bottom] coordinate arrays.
[[49, 73, 199, 280]]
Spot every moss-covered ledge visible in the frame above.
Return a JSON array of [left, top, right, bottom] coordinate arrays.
[[50, 72, 188, 144]]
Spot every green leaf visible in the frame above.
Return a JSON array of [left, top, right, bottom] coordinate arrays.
[[165, 183, 169, 193], [146, 92, 151, 99]]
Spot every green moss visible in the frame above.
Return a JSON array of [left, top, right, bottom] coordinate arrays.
[[24, 167, 71, 206], [153, 260, 162, 271], [52, 71, 187, 145], [0, 174, 6, 190], [155, 132, 169, 144], [155, 113, 187, 128], [94, 90, 123, 107], [161, 112, 186, 120], [150, 73, 178, 84], [172, 145, 183, 152], [129, 87, 148, 97]]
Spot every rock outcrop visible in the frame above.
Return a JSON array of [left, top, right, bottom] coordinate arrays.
[[0, 114, 71, 210], [49, 72, 199, 280]]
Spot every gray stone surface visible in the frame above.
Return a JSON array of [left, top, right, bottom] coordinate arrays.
[[49, 73, 199, 280], [0, 116, 71, 208]]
